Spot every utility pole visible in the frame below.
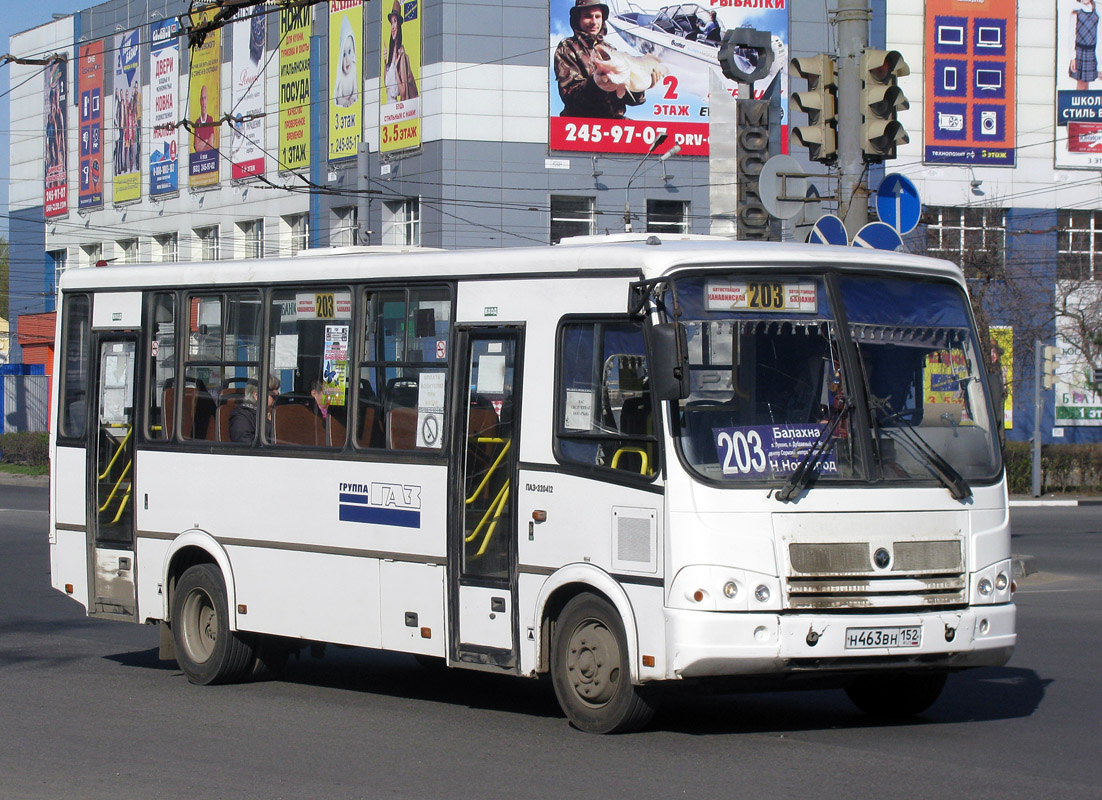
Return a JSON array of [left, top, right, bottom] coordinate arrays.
[[833, 0, 871, 237], [357, 143, 371, 245]]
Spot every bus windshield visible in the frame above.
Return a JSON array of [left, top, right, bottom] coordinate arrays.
[[666, 271, 1001, 489]]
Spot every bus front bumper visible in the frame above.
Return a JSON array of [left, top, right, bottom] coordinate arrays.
[[663, 603, 1015, 680]]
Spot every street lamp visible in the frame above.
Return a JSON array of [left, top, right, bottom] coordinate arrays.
[[623, 134, 681, 232]]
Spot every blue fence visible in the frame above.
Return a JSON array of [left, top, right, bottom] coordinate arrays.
[[0, 364, 48, 434]]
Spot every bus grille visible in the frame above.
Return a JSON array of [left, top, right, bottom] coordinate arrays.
[[785, 540, 966, 610]]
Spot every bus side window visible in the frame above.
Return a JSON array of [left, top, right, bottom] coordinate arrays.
[[555, 318, 656, 477], [59, 294, 91, 441], [146, 292, 176, 440], [358, 287, 451, 452]]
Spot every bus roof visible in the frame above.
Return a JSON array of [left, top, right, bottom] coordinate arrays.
[[57, 235, 965, 292]]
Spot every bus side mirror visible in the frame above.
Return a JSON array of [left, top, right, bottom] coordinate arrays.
[[649, 322, 690, 401]]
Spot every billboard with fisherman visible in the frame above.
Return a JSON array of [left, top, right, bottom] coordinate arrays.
[[549, 0, 789, 156]]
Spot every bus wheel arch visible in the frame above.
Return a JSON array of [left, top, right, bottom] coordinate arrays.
[[162, 531, 237, 631], [535, 566, 641, 681]]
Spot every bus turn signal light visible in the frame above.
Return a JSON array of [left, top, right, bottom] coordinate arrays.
[[421, 627, 432, 639]]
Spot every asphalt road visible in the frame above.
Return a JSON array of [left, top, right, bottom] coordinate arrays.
[[1, 483, 1099, 799]]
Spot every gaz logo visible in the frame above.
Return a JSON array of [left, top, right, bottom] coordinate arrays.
[[338, 481, 422, 529]]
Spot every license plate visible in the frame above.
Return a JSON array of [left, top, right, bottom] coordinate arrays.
[[845, 626, 922, 649]]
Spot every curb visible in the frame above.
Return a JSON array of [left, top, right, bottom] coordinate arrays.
[[1009, 498, 1102, 507]]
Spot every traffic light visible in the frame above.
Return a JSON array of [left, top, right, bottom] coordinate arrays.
[[1042, 345, 1059, 389], [789, 55, 837, 164], [860, 48, 910, 162]]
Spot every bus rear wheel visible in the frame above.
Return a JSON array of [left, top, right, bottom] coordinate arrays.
[[845, 671, 948, 718], [550, 594, 656, 734], [172, 564, 254, 685]]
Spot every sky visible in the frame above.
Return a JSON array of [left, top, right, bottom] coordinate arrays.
[[2, 0, 90, 239]]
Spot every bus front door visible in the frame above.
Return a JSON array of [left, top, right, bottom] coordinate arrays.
[[88, 335, 138, 620], [450, 327, 523, 668]]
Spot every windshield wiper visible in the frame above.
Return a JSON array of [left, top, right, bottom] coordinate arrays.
[[775, 397, 850, 503], [872, 400, 972, 500]]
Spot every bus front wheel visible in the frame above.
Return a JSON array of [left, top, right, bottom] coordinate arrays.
[[550, 593, 657, 734], [845, 671, 947, 718], [172, 564, 255, 685]]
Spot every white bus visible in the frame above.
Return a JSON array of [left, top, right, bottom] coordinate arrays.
[[49, 235, 1015, 733]]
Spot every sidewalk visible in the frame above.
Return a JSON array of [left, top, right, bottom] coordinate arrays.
[[1009, 495, 1102, 507]]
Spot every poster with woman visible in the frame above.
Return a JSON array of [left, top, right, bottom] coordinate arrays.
[[112, 29, 141, 204], [44, 58, 68, 219], [329, 0, 363, 161], [379, 0, 421, 155], [231, 11, 267, 179], [548, 0, 788, 156], [1057, 0, 1102, 167], [188, 6, 222, 188]]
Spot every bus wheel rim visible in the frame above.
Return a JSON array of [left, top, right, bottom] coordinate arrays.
[[182, 588, 217, 663], [566, 618, 620, 707]]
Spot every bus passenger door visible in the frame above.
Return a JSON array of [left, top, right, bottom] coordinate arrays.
[[88, 335, 138, 619], [450, 327, 523, 668]]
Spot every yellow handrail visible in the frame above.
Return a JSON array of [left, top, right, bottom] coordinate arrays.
[[611, 447, 650, 475], [465, 438, 511, 505], [98, 458, 132, 514], [466, 481, 510, 557], [98, 426, 133, 481]]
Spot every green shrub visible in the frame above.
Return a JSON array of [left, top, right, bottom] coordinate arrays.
[[0, 432, 49, 467], [1002, 441, 1102, 494]]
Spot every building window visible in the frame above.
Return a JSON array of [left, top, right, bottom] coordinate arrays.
[[155, 233, 179, 263], [196, 226, 220, 261], [924, 206, 1005, 276], [551, 195, 595, 244], [239, 219, 265, 259], [285, 213, 309, 255], [1057, 210, 1102, 280], [382, 199, 420, 246], [331, 207, 358, 247], [646, 200, 690, 235], [117, 239, 138, 264], [81, 243, 102, 268], [49, 249, 68, 293]]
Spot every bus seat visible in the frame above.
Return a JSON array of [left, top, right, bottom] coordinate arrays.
[[216, 399, 240, 443], [272, 403, 323, 446], [387, 407, 418, 449], [162, 386, 176, 439], [327, 406, 347, 447], [357, 402, 384, 448], [181, 386, 216, 441]]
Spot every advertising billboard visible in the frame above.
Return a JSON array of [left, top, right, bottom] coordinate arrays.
[[112, 29, 142, 204], [279, 3, 312, 172], [924, 0, 1017, 167], [44, 57, 68, 219], [379, 0, 421, 155], [548, 0, 789, 157], [150, 18, 180, 197], [1055, 283, 1102, 425], [188, 6, 221, 189], [77, 41, 103, 210], [1056, 0, 1102, 168], [231, 11, 267, 179], [329, 0, 363, 161]]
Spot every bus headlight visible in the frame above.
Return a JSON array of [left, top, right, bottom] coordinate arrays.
[[754, 584, 771, 603], [723, 581, 738, 599], [995, 572, 1008, 591], [978, 578, 992, 596]]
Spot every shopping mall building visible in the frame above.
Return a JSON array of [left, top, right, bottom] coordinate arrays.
[[6, 0, 1101, 441]]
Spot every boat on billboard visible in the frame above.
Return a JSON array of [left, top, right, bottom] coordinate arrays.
[[549, 0, 788, 157]]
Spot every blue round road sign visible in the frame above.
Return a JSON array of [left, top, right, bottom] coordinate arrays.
[[852, 221, 905, 251], [808, 214, 849, 246], [876, 173, 921, 235]]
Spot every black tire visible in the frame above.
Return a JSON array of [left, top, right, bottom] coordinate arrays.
[[550, 593, 657, 734], [845, 672, 948, 718], [172, 564, 255, 685]]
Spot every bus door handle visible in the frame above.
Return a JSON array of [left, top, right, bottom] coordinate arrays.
[[491, 597, 506, 613]]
